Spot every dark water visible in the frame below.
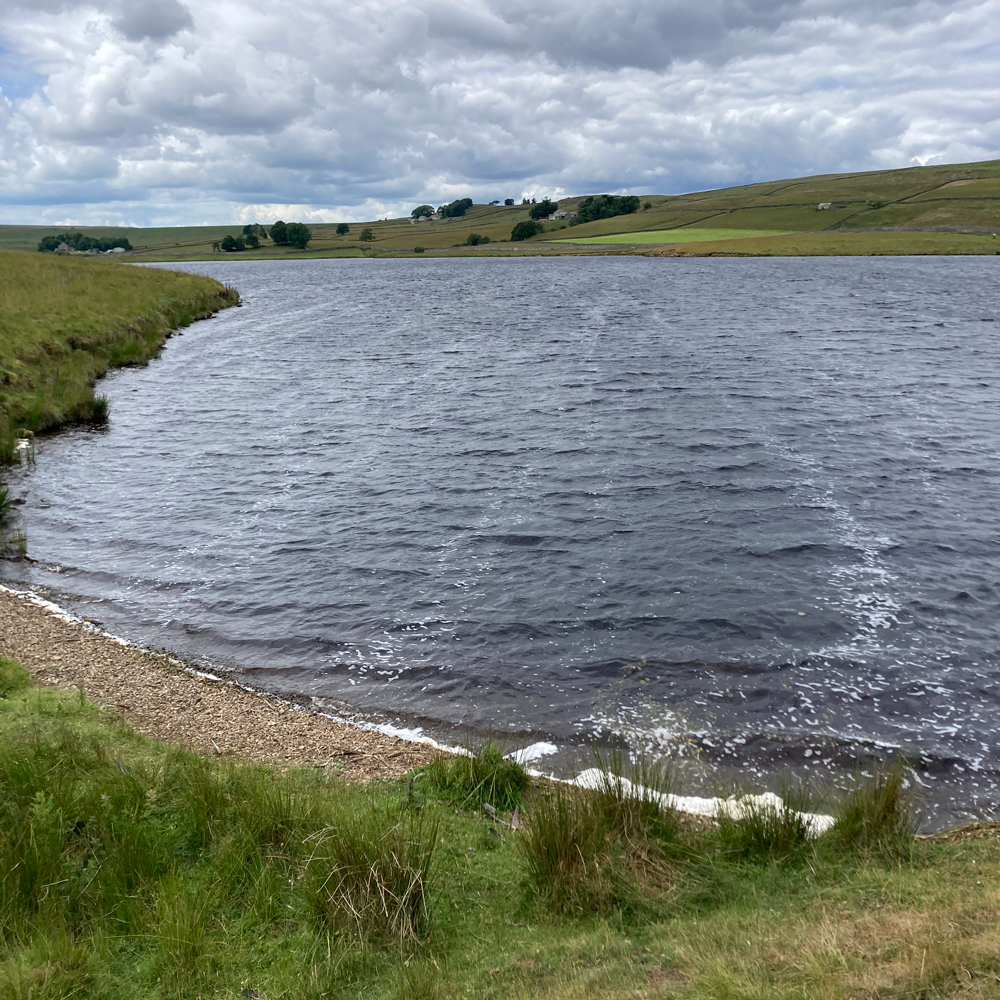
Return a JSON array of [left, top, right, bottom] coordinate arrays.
[[4, 256, 1000, 824]]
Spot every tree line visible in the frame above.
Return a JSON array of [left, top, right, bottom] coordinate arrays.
[[38, 232, 132, 253]]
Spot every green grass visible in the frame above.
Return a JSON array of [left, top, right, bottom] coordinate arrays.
[[0, 251, 239, 459], [557, 228, 791, 244], [3, 663, 1000, 999], [648, 228, 1000, 256]]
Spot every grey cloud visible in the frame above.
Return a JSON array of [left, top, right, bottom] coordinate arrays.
[[111, 0, 192, 40], [11, 0, 193, 38], [0, 0, 996, 225]]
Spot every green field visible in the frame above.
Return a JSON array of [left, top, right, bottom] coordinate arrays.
[[0, 251, 239, 458], [558, 228, 791, 245], [2, 657, 1000, 1000]]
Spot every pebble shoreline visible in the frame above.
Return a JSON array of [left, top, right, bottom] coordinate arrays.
[[0, 585, 434, 781]]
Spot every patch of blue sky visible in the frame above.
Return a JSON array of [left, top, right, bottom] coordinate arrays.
[[0, 44, 46, 100]]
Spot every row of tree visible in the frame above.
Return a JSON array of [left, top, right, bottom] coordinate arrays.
[[214, 221, 313, 252], [38, 232, 132, 253]]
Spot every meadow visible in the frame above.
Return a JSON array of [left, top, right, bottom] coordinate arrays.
[[1, 655, 1000, 1000], [557, 229, 791, 245], [0, 251, 239, 459]]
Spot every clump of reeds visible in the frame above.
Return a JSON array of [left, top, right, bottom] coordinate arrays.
[[714, 784, 813, 863], [829, 759, 916, 859], [519, 752, 678, 915], [422, 739, 528, 812], [303, 807, 437, 947]]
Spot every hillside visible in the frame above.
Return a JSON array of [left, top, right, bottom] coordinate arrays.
[[2, 157, 998, 260]]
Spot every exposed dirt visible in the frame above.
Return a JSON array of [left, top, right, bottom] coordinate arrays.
[[0, 586, 435, 781]]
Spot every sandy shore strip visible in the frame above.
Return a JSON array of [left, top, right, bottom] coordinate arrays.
[[0, 586, 435, 781]]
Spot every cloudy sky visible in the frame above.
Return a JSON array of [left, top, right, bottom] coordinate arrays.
[[1, 0, 997, 226]]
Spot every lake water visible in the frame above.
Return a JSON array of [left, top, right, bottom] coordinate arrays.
[[4, 256, 999, 825]]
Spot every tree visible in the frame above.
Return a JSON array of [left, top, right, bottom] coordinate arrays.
[[529, 199, 557, 220], [488, 199, 499, 205], [465, 233, 490, 245], [643, 201, 652, 210], [510, 220, 543, 241], [360, 227, 374, 241], [220, 235, 246, 252], [504, 198, 514, 206], [285, 222, 311, 249], [411, 205, 434, 219], [245, 233, 260, 249], [336, 223, 350, 235], [439, 198, 473, 218], [270, 220, 288, 244], [575, 195, 640, 225]]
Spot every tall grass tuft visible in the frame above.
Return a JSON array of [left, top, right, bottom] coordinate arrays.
[[830, 759, 915, 858], [588, 749, 682, 847], [520, 752, 678, 915], [303, 806, 436, 947], [0, 657, 30, 698], [423, 740, 527, 811], [519, 783, 632, 915], [715, 786, 812, 864]]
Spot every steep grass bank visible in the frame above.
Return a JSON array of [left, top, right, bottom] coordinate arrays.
[[2, 659, 1000, 1000], [0, 251, 239, 458]]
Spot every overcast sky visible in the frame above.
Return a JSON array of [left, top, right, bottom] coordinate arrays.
[[1, 0, 997, 226]]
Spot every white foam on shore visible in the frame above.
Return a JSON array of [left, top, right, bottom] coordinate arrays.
[[571, 767, 835, 836], [0, 583, 836, 833]]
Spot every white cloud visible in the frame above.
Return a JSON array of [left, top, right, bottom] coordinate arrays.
[[0, 0, 997, 224]]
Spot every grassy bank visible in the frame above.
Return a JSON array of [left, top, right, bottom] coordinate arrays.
[[2, 657, 1000, 1000], [0, 251, 239, 459]]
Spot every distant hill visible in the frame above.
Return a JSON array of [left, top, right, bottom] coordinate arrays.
[[2, 158, 997, 260]]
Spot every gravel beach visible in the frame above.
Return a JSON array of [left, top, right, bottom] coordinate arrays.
[[0, 585, 434, 780]]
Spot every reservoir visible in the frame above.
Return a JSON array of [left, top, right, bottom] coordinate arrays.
[[4, 255, 999, 825]]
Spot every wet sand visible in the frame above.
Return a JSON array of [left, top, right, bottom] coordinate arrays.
[[0, 585, 434, 781]]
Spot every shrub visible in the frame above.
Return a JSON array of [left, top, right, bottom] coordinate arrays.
[[360, 228, 375, 241], [510, 220, 543, 241], [464, 233, 490, 246], [414, 246, 425, 253], [422, 741, 527, 812], [829, 760, 915, 858]]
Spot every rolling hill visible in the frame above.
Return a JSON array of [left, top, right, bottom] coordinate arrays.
[[2, 157, 998, 260]]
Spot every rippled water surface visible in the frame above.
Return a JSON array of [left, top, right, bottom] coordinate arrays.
[[5, 256, 1000, 823]]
